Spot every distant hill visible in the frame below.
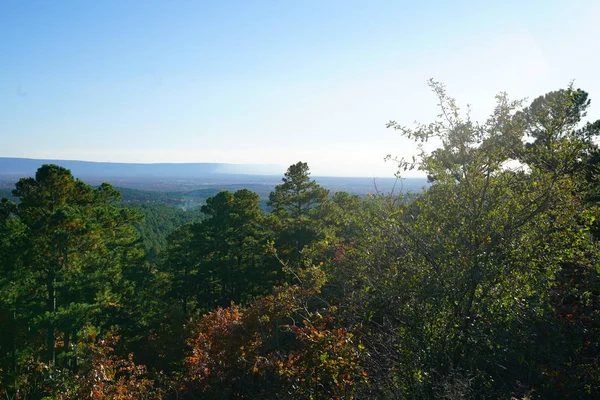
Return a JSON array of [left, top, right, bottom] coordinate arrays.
[[0, 188, 17, 202], [0, 157, 428, 194], [0, 157, 284, 180]]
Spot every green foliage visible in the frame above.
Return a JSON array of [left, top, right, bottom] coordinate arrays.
[[196, 189, 280, 306], [127, 202, 202, 258], [159, 189, 281, 314], [337, 81, 600, 398], [268, 162, 330, 220], [0, 165, 146, 396], [268, 162, 330, 258], [118, 187, 184, 205]]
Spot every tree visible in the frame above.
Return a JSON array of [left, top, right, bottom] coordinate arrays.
[[160, 189, 279, 312], [0, 198, 27, 388], [197, 189, 280, 307], [268, 162, 330, 257], [520, 87, 600, 175], [269, 162, 329, 220], [516, 87, 600, 396], [329, 81, 600, 398], [181, 265, 367, 399], [0, 165, 142, 379], [161, 224, 197, 317]]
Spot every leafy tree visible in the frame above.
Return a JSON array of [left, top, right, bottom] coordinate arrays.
[[520, 87, 600, 175], [516, 87, 600, 397], [329, 81, 600, 398], [0, 329, 161, 400], [181, 265, 367, 399]]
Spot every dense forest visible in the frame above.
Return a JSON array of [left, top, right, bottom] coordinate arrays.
[[1, 84, 599, 399]]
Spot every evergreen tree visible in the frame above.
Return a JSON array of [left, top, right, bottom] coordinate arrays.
[[0, 165, 142, 380], [268, 162, 329, 257]]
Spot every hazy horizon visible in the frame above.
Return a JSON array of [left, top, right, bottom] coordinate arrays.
[[0, 156, 425, 179]]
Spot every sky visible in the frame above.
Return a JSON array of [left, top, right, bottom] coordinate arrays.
[[1, 0, 599, 177]]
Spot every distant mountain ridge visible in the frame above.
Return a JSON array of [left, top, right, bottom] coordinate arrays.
[[0, 157, 428, 194], [0, 157, 284, 178]]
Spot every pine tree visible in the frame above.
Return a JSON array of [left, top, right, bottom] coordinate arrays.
[[0, 165, 142, 370], [268, 162, 329, 257]]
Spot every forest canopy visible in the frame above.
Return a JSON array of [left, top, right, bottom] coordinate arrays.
[[1, 83, 599, 399]]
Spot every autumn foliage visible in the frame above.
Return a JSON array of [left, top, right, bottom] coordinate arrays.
[[181, 270, 368, 399]]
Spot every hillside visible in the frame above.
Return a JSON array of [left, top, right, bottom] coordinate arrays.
[[0, 157, 283, 180]]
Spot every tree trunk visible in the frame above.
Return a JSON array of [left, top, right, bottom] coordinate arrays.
[[12, 309, 17, 376], [46, 277, 56, 366], [63, 328, 71, 368]]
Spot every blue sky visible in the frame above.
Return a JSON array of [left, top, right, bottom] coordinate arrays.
[[1, 0, 599, 177]]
